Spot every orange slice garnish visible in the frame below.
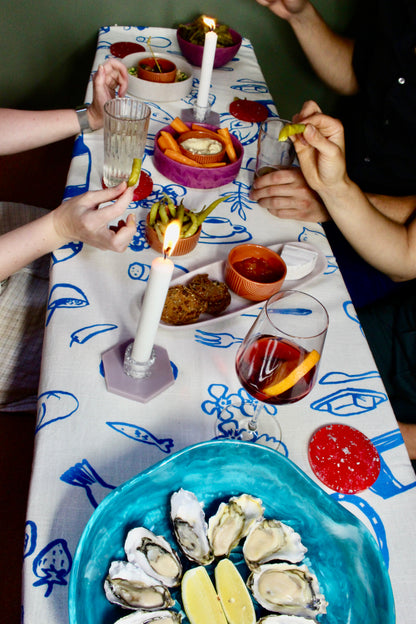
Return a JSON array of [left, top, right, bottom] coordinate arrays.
[[263, 349, 320, 396]]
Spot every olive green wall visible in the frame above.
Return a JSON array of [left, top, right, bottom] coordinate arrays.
[[0, 0, 356, 120]]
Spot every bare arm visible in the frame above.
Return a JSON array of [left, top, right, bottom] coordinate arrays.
[[0, 185, 136, 281], [0, 59, 128, 155], [293, 112, 416, 282], [256, 0, 358, 94]]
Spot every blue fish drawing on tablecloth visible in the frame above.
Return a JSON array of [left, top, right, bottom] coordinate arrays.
[[46, 283, 89, 326], [32, 539, 72, 598], [36, 391, 79, 433], [107, 421, 174, 453], [60, 459, 115, 508]]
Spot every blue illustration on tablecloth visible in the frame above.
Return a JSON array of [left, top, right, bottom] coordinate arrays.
[[343, 301, 363, 332], [32, 538, 72, 598], [60, 459, 116, 508], [219, 113, 261, 146], [370, 429, 416, 499], [128, 261, 151, 280], [199, 216, 252, 244], [220, 179, 255, 221], [24, 521, 37, 559], [202, 383, 280, 446], [310, 387, 387, 416], [330, 493, 389, 568], [52, 241, 83, 264], [46, 283, 89, 326], [107, 421, 174, 453], [63, 134, 91, 199], [320, 371, 380, 384], [69, 323, 117, 347], [230, 78, 273, 96], [195, 330, 243, 349], [36, 391, 79, 433]]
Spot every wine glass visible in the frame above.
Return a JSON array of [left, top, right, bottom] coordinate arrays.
[[216, 290, 328, 449]]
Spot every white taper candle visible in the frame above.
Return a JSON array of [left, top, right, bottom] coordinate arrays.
[[196, 25, 217, 109]]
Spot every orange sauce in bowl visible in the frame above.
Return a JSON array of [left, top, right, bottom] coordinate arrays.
[[233, 257, 284, 283]]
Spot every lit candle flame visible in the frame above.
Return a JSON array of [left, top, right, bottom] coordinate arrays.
[[163, 221, 180, 257], [203, 16, 216, 31]]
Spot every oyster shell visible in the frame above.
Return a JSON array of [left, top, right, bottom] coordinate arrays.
[[247, 563, 327, 618], [113, 609, 182, 624], [207, 500, 246, 557], [229, 493, 264, 537], [104, 560, 174, 610], [243, 519, 307, 569], [207, 493, 264, 557], [170, 488, 214, 565], [124, 528, 182, 587]]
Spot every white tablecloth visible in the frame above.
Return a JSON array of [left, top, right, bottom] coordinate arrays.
[[22, 25, 416, 624]]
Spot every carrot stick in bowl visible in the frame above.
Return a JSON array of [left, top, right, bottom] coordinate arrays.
[[217, 127, 237, 162]]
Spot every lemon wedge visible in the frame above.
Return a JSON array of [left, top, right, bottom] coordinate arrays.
[[278, 123, 306, 142], [182, 566, 228, 624], [127, 158, 142, 186], [215, 559, 256, 624], [263, 349, 320, 397]]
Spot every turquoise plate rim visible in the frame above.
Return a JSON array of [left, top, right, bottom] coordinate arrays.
[[68, 439, 395, 624]]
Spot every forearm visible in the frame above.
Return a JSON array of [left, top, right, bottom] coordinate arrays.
[[0, 109, 81, 155], [0, 211, 65, 280], [288, 3, 358, 94], [365, 193, 416, 225], [320, 180, 416, 281]]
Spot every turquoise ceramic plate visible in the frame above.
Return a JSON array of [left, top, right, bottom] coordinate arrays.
[[68, 440, 395, 624]]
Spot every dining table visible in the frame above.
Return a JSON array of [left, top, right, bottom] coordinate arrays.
[[22, 25, 416, 624]]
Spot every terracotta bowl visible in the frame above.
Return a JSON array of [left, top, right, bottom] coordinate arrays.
[[176, 27, 242, 68], [137, 57, 177, 83], [153, 123, 243, 189], [225, 244, 287, 301], [145, 214, 201, 256], [177, 130, 226, 165]]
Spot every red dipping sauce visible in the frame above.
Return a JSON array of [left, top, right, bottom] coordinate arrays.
[[233, 256, 284, 283]]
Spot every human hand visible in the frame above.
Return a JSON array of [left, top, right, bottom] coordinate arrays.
[[292, 109, 347, 195], [254, 0, 309, 20], [250, 166, 330, 222], [87, 59, 129, 130], [52, 184, 136, 252]]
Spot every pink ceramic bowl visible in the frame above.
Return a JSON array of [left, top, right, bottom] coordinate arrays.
[[145, 214, 201, 256], [176, 27, 242, 68], [225, 244, 287, 301], [153, 123, 243, 189]]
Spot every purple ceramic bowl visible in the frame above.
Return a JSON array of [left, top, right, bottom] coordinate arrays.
[[176, 28, 242, 68], [153, 123, 243, 189]]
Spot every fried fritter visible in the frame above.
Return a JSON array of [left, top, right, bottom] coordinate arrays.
[[187, 273, 231, 315], [161, 285, 207, 325]]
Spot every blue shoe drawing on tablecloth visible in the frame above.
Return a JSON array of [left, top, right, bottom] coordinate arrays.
[[60, 459, 116, 508]]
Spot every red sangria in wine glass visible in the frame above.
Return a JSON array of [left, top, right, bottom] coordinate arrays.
[[230, 290, 328, 447]]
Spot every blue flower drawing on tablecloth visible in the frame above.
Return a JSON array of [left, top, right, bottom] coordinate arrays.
[[202, 383, 279, 446], [60, 459, 116, 508], [32, 539, 72, 598]]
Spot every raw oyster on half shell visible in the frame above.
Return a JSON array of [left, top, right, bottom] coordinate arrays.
[[113, 609, 182, 624], [104, 561, 174, 610], [124, 528, 182, 587], [207, 493, 264, 557], [243, 519, 307, 569], [247, 563, 327, 618], [170, 488, 214, 565]]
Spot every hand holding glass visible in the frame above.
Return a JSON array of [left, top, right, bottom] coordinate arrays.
[[254, 118, 296, 181], [103, 98, 151, 188]]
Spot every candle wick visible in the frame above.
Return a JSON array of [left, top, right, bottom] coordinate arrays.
[[163, 250, 168, 259]]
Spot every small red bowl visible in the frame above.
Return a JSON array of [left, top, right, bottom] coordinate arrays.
[[145, 214, 201, 256], [137, 57, 177, 83], [225, 244, 287, 301], [154, 123, 243, 189], [177, 130, 226, 164], [176, 27, 242, 68]]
